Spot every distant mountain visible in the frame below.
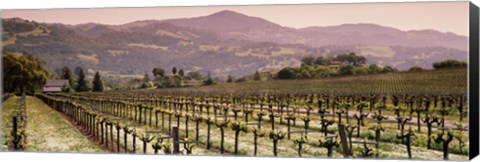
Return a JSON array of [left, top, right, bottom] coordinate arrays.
[[166, 10, 286, 33], [164, 10, 303, 45], [165, 10, 467, 50], [300, 23, 403, 35], [298, 24, 467, 50], [1, 12, 468, 79]]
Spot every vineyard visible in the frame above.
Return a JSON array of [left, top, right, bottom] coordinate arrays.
[[1, 69, 469, 160], [164, 68, 467, 94]]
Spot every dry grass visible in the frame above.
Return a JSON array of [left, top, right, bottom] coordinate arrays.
[[127, 43, 168, 51], [23, 96, 104, 153], [77, 54, 99, 65]]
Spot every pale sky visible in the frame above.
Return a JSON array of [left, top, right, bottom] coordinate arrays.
[[1, 1, 469, 36]]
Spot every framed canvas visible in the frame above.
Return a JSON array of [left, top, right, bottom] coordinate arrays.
[[1, 0, 479, 161]]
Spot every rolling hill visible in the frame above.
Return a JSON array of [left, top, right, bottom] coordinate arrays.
[[1, 10, 468, 78]]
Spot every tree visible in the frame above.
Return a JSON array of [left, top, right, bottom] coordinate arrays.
[[92, 71, 104, 92], [61, 84, 72, 93], [186, 71, 204, 80], [338, 65, 354, 76], [336, 53, 366, 66], [276, 67, 296, 79], [368, 64, 382, 74], [76, 68, 89, 92], [61, 66, 75, 87], [227, 75, 234, 83], [253, 70, 261, 81], [152, 68, 165, 77], [301, 56, 315, 66], [299, 69, 312, 79], [409, 66, 423, 72], [352, 67, 370, 75], [203, 77, 215, 85], [432, 59, 467, 69], [141, 73, 152, 89], [143, 73, 151, 82], [172, 67, 177, 75], [2, 52, 49, 93], [173, 75, 183, 87], [382, 66, 398, 73], [314, 56, 330, 65], [203, 72, 215, 85], [178, 69, 184, 77], [74, 66, 83, 77]]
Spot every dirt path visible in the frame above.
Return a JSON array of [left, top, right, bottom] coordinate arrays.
[[23, 96, 104, 153]]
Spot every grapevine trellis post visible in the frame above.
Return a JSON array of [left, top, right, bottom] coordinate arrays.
[[11, 116, 21, 150], [172, 126, 180, 154], [337, 124, 351, 157]]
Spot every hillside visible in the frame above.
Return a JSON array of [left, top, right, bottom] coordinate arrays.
[[166, 10, 468, 50], [1, 11, 468, 78]]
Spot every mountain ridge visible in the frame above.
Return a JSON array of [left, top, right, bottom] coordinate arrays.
[[1, 13, 468, 78]]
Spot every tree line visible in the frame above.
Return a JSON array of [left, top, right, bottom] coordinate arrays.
[[143, 66, 215, 89], [59, 66, 104, 92], [2, 51, 104, 93], [276, 53, 466, 80], [2, 52, 49, 94]]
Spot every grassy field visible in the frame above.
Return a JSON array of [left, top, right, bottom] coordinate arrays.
[[22, 96, 104, 153]]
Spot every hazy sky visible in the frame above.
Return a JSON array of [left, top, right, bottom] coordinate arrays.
[[1, 1, 469, 36]]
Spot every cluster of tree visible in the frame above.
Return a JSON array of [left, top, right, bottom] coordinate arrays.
[[407, 59, 466, 72], [60, 66, 104, 92], [2, 52, 49, 94], [227, 70, 266, 83], [151, 67, 213, 88], [433, 59, 467, 69], [301, 53, 366, 67], [276, 53, 396, 80], [203, 73, 215, 86]]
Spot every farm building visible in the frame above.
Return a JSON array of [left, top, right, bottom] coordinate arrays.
[[43, 79, 69, 93]]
